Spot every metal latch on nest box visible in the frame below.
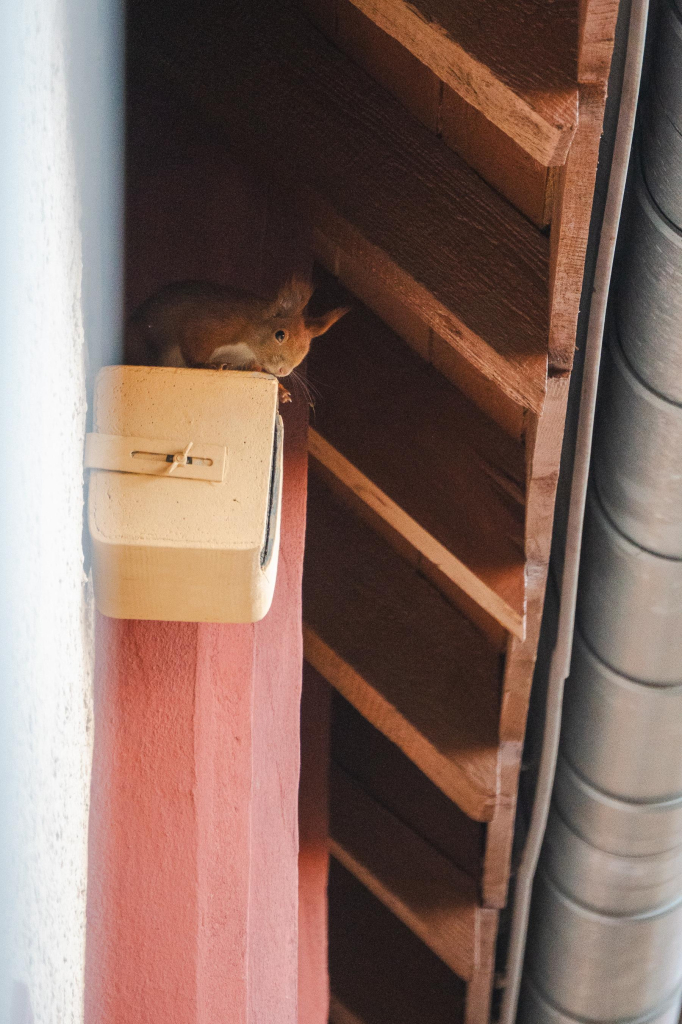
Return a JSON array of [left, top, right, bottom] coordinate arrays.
[[84, 433, 228, 481], [86, 365, 283, 625]]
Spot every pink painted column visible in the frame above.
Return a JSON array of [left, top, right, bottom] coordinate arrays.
[[84, 79, 319, 1021], [85, 400, 307, 1024]]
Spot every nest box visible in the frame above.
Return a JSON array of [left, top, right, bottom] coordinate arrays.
[[86, 365, 283, 623]]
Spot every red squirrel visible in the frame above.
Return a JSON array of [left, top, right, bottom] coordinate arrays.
[[125, 278, 349, 402]]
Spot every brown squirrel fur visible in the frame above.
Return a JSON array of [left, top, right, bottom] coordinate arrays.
[[125, 279, 349, 402]]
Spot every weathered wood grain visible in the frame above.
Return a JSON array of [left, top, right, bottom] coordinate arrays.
[[549, 85, 607, 369], [439, 86, 557, 228], [329, 861, 468, 1024], [428, 329, 528, 440], [309, 432, 519, 643], [303, 629, 499, 823], [330, 764, 482, 979], [329, 997, 365, 1024], [306, 293, 526, 631], [483, 374, 570, 907], [325, 0, 556, 227], [303, 476, 503, 821], [331, 692, 485, 881], [464, 907, 499, 1024], [578, 0, 620, 83], [344, 0, 579, 166], [337, 0, 441, 133], [141, 0, 550, 411]]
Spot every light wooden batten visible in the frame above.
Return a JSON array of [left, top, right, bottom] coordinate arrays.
[[342, 0, 579, 167], [330, 765, 498, 1021], [303, 473, 502, 823]]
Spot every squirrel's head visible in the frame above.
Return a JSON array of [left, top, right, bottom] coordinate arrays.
[[250, 278, 349, 377]]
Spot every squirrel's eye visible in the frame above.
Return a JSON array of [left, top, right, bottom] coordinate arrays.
[[275, 330, 286, 343]]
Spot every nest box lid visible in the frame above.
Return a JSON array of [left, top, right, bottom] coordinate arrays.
[[89, 365, 280, 552]]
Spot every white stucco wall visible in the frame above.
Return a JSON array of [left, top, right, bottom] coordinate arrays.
[[0, 0, 122, 1020]]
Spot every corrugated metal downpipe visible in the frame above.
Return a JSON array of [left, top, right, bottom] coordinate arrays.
[[501, 0, 682, 1020], [514, 2, 682, 1020]]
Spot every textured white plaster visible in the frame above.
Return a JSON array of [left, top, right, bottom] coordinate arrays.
[[0, 0, 122, 1020]]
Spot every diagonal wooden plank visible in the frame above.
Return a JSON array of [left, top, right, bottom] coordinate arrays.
[[139, 0, 550, 411], [346, 0, 579, 166], [304, 625, 499, 822], [330, 764, 482, 979], [309, 429, 525, 638]]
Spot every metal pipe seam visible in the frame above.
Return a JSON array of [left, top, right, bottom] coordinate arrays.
[[561, 630, 682, 803], [577, 485, 682, 684], [524, 867, 682, 1021], [554, 755, 682, 858], [593, 326, 682, 558], [534, 860, 682, 927], [518, 974, 682, 1024], [617, 163, 682, 403], [641, 86, 682, 227], [543, 803, 682, 916]]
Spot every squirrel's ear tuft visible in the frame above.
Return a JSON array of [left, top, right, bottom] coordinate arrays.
[[305, 306, 350, 338], [269, 277, 314, 317]]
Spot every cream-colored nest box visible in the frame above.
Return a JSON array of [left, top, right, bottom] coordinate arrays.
[[86, 365, 283, 623]]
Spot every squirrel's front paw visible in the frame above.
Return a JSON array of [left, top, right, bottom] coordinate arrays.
[[278, 384, 292, 404]]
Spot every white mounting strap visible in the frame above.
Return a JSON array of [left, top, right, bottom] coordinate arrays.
[[84, 433, 227, 482]]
